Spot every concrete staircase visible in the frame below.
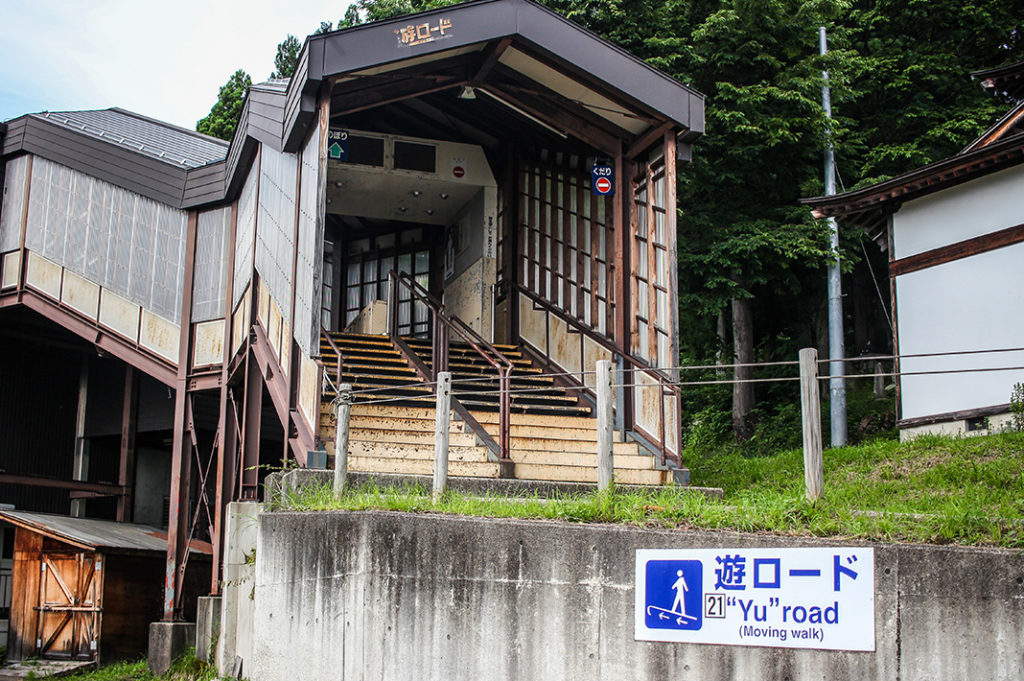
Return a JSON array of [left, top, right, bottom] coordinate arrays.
[[318, 332, 674, 486]]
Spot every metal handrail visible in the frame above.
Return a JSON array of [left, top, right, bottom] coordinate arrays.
[[388, 271, 515, 462], [513, 283, 682, 468], [320, 324, 344, 393]]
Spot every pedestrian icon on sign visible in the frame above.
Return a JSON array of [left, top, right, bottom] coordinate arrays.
[[644, 560, 702, 630]]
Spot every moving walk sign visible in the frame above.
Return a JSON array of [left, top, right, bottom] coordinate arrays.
[[635, 547, 875, 651]]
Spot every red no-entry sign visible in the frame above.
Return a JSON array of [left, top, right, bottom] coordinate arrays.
[[591, 163, 614, 196]]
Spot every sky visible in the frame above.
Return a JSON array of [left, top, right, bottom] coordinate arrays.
[[0, 0, 347, 130]]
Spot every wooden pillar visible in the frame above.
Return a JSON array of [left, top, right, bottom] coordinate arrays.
[[664, 130, 679, 373], [116, 365, 139, 522]]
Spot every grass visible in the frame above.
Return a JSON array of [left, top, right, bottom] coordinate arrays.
[[34, 651, 216, 681], [277, 431, 1024, 548]]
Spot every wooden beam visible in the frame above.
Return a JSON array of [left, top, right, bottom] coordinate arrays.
[[889, 221, 1024, 276], [332, 79, 467, 117], [626, 121, 673, 160], [484, 83, 623, 157], [472, 37, 513, 83]]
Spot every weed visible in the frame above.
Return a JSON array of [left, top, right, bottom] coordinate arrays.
[[279, 431, 1024, 548]]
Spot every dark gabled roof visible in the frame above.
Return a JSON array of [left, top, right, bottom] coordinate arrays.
[[1, 0, 703, 211], [973, 60, 1024, 102], [802, 131, 1024, 233], [30, 108, 228, 168]]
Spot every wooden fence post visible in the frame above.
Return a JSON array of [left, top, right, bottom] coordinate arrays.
[[597, 359, 614, 492], [333, 384, 352, 497], [433, 372, 452, 500], [799, 348, 824, 503]]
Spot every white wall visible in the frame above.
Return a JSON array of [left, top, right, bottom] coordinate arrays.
[[892, 164, 1024, 259], [895, 242, 1024, 419]]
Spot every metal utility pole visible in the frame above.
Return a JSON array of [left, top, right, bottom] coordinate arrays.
[[820, 26, 847, 447]]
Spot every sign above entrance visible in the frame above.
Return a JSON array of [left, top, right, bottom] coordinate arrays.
[[635, 547, 875, 652], [395, 18, 453, 47], [327, 129, 349, 161], [591, 163, 614, 196]]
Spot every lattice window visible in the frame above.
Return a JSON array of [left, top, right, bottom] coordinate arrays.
[[518, 153, 614, 338]]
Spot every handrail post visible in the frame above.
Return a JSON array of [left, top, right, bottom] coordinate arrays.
[[499, 368, 511, 462], [596, 360, 614, 491], [333, 383, 352, 497], [433, 371, 452, 500], [799, 348, 824, 503]]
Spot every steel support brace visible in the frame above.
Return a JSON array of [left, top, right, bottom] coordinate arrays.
[[116, 366, 139, 522], [240, 353, 263, 500]]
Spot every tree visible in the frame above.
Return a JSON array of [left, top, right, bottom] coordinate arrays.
[[196, 69, 252, 141], [271, 35, 302, 79]]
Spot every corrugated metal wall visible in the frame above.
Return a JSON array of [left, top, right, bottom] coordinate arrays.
[[233, 155, 260, 310], [294, 125, 321, 356], [23, 157, 188, 323], [192, 207, 231, 322], [255, 146, 298, 322], [0, 156, 28, 253]]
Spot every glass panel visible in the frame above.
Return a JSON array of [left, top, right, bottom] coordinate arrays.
[[347, 263, 360, 286], [376, 233, 395, 250], [362, 284, 374, 303], [362, 259, 377, 281], [398, 253, 412, 274], [637, 324, 649, 361], [415, 250, 429, 273]]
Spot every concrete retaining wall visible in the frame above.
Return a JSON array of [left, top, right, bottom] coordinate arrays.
[[249, 511, 1023, 681]]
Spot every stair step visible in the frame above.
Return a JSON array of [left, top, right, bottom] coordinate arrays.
[[512, 463, 666, 486], [349, 429, 479, 447], [509, 450, 654, 469], [348, 441, 490, 460], [345, 457, 501, 478]]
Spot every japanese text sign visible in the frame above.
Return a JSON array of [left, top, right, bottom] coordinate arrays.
[[635, 548, 875, 651], [395, 18, 453, 47], [591, 163, 614, 196]]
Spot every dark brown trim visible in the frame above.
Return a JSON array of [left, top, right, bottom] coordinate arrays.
[[8, 288, 177, 386], [897, 402, 1011, 429], [804, 132, 1024, 222], [0, 474, 125, 496], [890, 221, 1024, 276]]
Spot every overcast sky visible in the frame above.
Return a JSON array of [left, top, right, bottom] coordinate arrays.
[[0, 0, 346, 130]]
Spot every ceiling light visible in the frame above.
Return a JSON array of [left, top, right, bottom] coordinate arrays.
[[439, 193, 449, 200], [334, 181, 343, 188], [425, 209, 434, 216], [398, 206, 407, 213], [458, 85, 477, 100], [411, 190, 422, 197]]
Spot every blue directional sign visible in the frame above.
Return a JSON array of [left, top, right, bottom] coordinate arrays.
[[591, 162, 614, 196], [328, 129, 349, 161], [635, 547, 876, 651], [644, 559, 703, 630]]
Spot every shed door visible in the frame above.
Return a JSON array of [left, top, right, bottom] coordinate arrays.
[[35, 552, 102, 660]]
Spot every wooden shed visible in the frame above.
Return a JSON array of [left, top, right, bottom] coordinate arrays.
[[0, 511, 210, 663]]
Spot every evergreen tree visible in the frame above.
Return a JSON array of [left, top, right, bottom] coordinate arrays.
[[271, 35, 302, 79], [196, 69, 251, 141]]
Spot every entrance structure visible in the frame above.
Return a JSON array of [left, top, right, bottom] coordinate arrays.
[[0, 0, 703, 625]]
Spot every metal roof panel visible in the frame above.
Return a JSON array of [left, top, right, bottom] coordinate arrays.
[[0, 510, 211, 555], [30, 108, 228, 168]]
